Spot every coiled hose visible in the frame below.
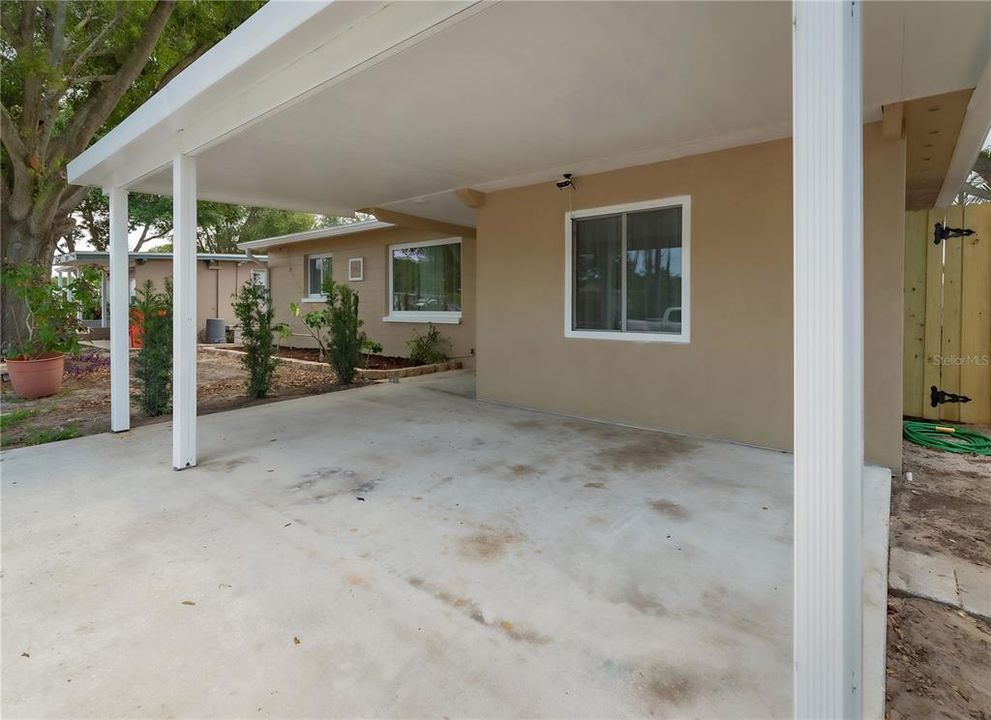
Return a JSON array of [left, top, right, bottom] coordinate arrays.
[[903, 420, 991, 456]]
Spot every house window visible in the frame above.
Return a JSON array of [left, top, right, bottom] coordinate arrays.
[[385, 238, 462, 324], [305, 254, 332, 300], [565, 196, 690, 343], [250, 269, 267, 287]]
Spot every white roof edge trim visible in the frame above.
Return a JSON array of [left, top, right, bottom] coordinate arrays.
[[68, 1, 332, 185], [237, 220, 394, 251], [936, 59, 991, 208], [55, 252, 266, 264]]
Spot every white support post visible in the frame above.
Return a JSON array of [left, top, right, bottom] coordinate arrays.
[[172, 155, 198, 469], [792, 2, 863, 719], [99, 270, 108, 329], [108, 187, 131, 433]]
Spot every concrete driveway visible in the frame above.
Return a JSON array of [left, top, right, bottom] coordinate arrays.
[[3, 371, 822, 717]]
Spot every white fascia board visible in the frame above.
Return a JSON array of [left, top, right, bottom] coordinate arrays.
[[936, 58, 991, 207], [68, 1, 484, 193], [237, 220, 393, 251]]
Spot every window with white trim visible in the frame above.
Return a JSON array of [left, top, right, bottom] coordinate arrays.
[[566, 197, 689, 343], [305, 253, 332, 299], [386, 238, 462, 324]]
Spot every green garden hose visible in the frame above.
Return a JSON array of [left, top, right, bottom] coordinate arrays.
[[903, 420, 991, 456]]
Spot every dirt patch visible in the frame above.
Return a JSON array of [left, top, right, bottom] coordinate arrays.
[[632, 663, 709, 709], [584, 482, 608, 490], [885, 596, 991, 719], [648, 499, 689, 521], [508, 464, 535, 478], [457, 525, 523, 562], [891, 438, 991, 568], [885, 434, 991, 719], [1, 348, 366, 450]]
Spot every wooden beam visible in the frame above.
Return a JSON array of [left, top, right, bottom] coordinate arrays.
[[361, 207, 476, 238], [882, 102, 904, 139], [454, 187, 486, 209]]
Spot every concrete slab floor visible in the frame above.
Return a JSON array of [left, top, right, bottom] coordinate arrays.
[[0, 371, 883, 718]]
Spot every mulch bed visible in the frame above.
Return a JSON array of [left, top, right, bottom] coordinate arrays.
[[235, 346, 415, 370], [0, 348, 366, 450]]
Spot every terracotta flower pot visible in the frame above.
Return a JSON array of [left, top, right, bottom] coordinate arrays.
[[5, 352, 65, 399]]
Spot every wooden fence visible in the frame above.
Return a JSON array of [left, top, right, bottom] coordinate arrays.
[[904, 204, 991, 424]]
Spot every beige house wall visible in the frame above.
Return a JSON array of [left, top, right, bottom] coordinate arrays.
[[131, 259, 260, 338], [475, 123, 905, 470], [267, 226, 476, 362]]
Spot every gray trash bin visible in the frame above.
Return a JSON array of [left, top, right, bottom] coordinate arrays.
[[205, 318, 226, 344]]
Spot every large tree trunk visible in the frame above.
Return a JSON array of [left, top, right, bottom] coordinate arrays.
[[1, 202, 61, 349]]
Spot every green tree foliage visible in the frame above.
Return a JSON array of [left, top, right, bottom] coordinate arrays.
[[231, 278, 281, 399], [132, 279, 172, 415], [289, 279, 380, 384], [0, 261, 83, 358], [1, 0, 264, 338], [65, 189, 319, 254]]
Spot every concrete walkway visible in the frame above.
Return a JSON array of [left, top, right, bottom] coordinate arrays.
[[1, 372, 887, 718]]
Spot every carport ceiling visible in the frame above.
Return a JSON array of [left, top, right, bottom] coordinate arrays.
[[118, 2, 991, 224]]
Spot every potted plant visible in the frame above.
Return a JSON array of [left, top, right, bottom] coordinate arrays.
[[2, 262, 83, 399]]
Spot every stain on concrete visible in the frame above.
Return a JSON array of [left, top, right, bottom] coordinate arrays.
[[584, 482, 608, 490], [645, 670, 697, 705], [207, 456, 258, 472], [622, 584, 668, 616], [346, 574, 368, 587], [596, 432, 697, 471], [648, 499, 690, 521], [405, 577, 550, 644], [587, 515, 607, 525], [457, 525, 523, 561], [509, 464, 535, 479], [510, 419, 546, 431]]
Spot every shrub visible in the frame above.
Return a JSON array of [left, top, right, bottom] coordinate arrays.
[[289, 279, 378, 384], [407, 323, 451, 366], [232, 279, 280, 399], [1, 261, 83, 359], [132, 280, 172, 416]]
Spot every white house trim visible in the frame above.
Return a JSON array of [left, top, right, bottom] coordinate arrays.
[[238, 220, 393, 252], [385, 237, 463, 324], [563, 196, 691, 345], [792, 2, 864, 717], [936, 57, 991, 207]]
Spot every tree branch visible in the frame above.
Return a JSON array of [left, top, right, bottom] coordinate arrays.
[[154, 42, 212, 93], [0, 102, 35, 223], [55, 1, 176, 163]]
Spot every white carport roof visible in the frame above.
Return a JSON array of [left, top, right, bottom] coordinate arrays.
[[68, 1, 991, 226]]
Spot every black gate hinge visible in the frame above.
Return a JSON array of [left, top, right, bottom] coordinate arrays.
[[933, 222, 975, 245], [931, 385, 973, 407]]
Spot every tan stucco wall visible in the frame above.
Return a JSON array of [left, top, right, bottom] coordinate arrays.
[[475, 123, 905, 469], [131, 259, 259, 338], [267, 226, 476, 362]]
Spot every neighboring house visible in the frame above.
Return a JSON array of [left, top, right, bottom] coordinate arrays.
[[55, 251, 267, 339], [64, 2, 991, 714], [239, 222, 475, 362]]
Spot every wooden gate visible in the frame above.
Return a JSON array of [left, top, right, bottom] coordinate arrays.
[[904, 204, 991, 424]]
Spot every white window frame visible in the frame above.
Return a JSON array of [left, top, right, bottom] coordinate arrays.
[[250, 268, 267, 287], [564, 195, 691, 344], [303, 252, 332, 303], [384, 237, 463, 324], [348, 257, 364, 282]]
